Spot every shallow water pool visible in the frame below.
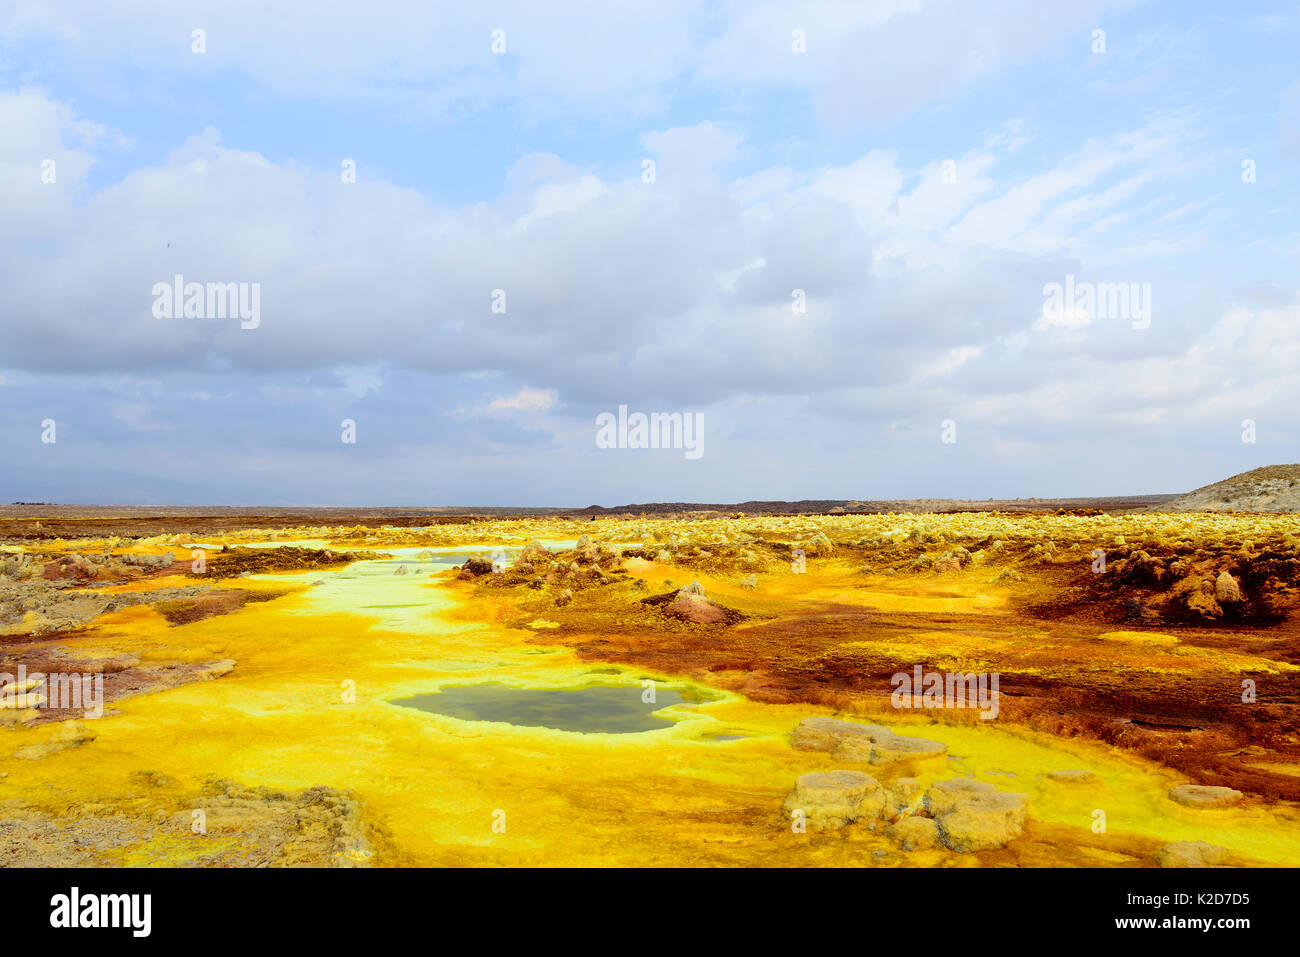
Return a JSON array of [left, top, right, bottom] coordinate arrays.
[[393, 682, 695, 733]]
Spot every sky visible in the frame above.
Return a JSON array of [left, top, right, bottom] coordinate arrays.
[[1, 0, 1298, 507]]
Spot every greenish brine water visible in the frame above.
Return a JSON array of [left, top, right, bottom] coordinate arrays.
[[393, 682, 696, 733]]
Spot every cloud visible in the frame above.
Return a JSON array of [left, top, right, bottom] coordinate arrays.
[[2, 0, 1143, 128], [489, 387, 557, 411], [642, 122, 742, 174], [0, 90, 1244, 425]]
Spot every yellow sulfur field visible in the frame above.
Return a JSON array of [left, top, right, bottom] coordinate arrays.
[[2, 513, 1299, 867]]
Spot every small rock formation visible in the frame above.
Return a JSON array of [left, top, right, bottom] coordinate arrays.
[[1157, 841, 1229, 868], [779, 760, 1030, 852], [862, 734, 948, 765], [887, 777, 923, 816], [885, 816, 941, 850], [519, 540, 549, 562], [0, 553, 35, 579], [803, 531, 835, 557], [790, 716, 948, 765], [664, 595, 728, 624], [1185, 578, 1223, 618], [1046, 769, 1098, 784], [14, 720, 98, 760], [829, 736, 879, 762], [555, 588, 573, 607], [41, 553, 103, 582], [1214, 571, 1242, 603], [457, 556, 496, 578], [198, 659, 237, 679], [924, 778, 1029, 852], [782, 770, 887, 831], [740, 574, 757, 589], [131, 770, 174, 788], [1168, 784, 1242, 809], [791, 716, 891, 752], [663, 580, 730, 624]]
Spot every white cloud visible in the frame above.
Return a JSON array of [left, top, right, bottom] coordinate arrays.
[[489, 387, 557, 411]]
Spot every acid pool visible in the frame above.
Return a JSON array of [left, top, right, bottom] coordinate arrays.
[[393, 682, 703, 734]]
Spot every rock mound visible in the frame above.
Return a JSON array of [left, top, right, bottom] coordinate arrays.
[[1168, 784, 1242, 809], [1167, 464, 1300, 513], [519, 540, 550, 562], [885, 816, 941, 850], [782, 770, 887, 831], [13, 720, 98, 760], [790, 716, 948, 765], [457, 556, 496, 578], [1046, 769, 1098, 784], [663, 595, 728, 623], [1214, 571, 1241, 603], [642, 581, 741, 625], [1157, 841, 1228, 868], [780, 764, 1031, 852], [924, 778, 1029, 852]]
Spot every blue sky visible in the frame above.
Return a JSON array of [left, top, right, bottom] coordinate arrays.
[[2, 1, 1298, 506]]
